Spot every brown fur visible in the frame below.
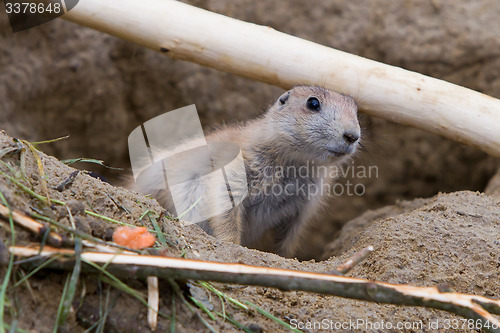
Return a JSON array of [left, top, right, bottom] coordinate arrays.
[[131, 86, 361, 257]]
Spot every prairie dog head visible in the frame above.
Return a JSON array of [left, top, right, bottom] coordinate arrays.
[[266, 86, 361, 163]]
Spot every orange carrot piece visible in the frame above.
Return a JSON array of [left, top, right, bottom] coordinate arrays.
[[112, 226, 156, 249]]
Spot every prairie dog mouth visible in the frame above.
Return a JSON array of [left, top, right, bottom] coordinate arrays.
[[327, 145, 355, 157], [326, 148, 347, 157]]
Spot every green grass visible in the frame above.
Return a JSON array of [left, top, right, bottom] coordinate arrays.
[[83, 259, 147, 308], [244, 300, 303, 333], [170, 295, 176, 333], [54, 238, 82, 330], [176, 197, 202, 219], [31, 212, 140, 253], [84, 259, 171, 320], [189, 295, 216, 320], [0, 138, 298, 333], [30, 135, 70, 146], [85, 210, 134, 227], [11, 255, 63, 289], [0, 166, 65, 206], [61, 158, 122, 170], [53, 274, 71, 333], [0, 190, 15, 333], [196, 281, 303, 333], [168, 279, 217, 333], [198, 281, 248, 310], [142, 211, 169, 246], [214, 312, 254, 333], [86, 209, 173, 246], [3, 322, 30, 333]]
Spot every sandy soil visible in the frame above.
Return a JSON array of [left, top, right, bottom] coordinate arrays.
[[1, 0, 499, 260], [1, 0, 500, 331], [1, 128, 499, 332]]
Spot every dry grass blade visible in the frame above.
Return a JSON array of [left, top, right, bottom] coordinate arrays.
[[0, 165, 65, 206], [8, 245, 500, 333], [20, 140, 50, 202], [30, 135, 70, 146]]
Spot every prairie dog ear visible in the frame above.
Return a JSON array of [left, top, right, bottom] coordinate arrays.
[[278, 90, 291, 105]]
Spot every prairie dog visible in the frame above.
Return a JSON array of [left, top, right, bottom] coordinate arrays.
[[132, 86, 361, 257]]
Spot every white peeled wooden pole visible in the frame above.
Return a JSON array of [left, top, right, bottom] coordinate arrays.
[[62, 0, 500, 157]]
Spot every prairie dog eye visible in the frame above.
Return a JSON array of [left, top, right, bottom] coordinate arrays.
[[306, 97, 321, 111]]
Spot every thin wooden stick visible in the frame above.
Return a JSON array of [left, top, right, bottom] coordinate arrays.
[[8, 245, 500, 333], [0, 203, 138, 254], [62, 0, 500, 157], [147, 276, 159, 331], [335, 245, 374, 275], [0, 203, 65, 247]]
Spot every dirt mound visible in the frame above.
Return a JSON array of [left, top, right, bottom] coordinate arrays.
[[1, 0, 499, 260], [1, 0, 500, 330], [1, 129, 499, 332]]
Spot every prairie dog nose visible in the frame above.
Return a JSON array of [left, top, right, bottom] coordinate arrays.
[[343, 131, 360, 144]]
